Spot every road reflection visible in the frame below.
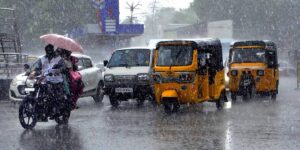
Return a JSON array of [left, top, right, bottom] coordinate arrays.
[[19, 125, 82, 150], [153, 104, 230, 149]]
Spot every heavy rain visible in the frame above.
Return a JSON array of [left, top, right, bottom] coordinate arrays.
[[0, 0, 300, 150]]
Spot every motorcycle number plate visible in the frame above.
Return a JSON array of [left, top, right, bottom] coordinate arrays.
[[24, 88, 35, 92], [115, 88, 133, 93]]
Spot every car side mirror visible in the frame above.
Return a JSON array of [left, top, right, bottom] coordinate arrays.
[[103, 60, 108, 66]]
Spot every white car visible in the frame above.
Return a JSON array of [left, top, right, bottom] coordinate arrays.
[[9, 54, 104, 103], [103, 47, 155, 107]]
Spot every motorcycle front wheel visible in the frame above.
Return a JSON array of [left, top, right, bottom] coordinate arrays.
[[19, 97, 37, 129]]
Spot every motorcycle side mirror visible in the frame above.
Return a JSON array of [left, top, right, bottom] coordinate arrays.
[[103, 60, 108, 66]]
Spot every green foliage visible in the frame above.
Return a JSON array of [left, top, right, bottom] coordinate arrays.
[[0, 0, 96, 50]]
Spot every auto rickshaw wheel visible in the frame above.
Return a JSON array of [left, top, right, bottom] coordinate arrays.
[[163, 98, 180, 113], [216, 91, 226, 110], [231, 93, 237, 102], [271, 81, 279, 101], [271, 92, 277, 101], [242, 93, 248, 101]]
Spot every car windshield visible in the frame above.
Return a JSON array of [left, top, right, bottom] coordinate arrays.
[[156, 45, 193, 66], [107, 49, 150, 67], [230, 48, 266, 63]]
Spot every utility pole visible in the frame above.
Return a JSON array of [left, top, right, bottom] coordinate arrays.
[[126, 2, 141, 24], [150, 0, 159, 37]]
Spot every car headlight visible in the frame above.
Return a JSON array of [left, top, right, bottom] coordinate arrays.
[[152, 73, 162, 83], [11, 79, 25, 86], [104, 74, 114, 82], [257, 70, 264, 76], [11, 78, 18, 86], [137, 73, 150, 81], [231, 70, 238, 76], [179, 72, 195, 82]]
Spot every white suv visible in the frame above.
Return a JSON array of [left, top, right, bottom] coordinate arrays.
[[9, 54, 104, 103], [103, 47, 155, 107]]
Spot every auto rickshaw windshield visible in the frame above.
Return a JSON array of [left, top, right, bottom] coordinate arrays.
[[157, 45, 193, 66], [230, 48, 266, 63]]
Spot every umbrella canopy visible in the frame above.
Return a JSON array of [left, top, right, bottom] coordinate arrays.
[[40, 34, 84, 53]]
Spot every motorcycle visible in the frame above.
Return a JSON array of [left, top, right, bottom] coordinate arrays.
[[19, 72, 72, 129]]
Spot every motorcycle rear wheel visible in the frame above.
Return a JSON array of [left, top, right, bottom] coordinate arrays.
[[55, 109, 70, 125]]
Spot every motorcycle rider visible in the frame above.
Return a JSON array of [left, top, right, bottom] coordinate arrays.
[[31, 44, 67, 119]]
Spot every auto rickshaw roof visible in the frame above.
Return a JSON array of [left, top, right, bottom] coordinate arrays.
[[156, 38, 221, 49], [231, 40, 277, 51]]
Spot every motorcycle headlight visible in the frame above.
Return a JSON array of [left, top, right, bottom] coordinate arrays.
[[179, 72, 195, 82], [257, 70, 264, 76], [231, 70, 238, 76], [137, 73, 150, 81], [104, 74, 114, 82]]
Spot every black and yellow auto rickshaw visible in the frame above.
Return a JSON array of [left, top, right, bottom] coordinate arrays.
[[228, 40, 279, 101], [152, 39, 227, 113]]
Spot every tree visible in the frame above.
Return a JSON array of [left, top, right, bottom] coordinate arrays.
[[0, 0, 96, 51]]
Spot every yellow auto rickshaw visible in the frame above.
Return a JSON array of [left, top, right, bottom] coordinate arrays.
[[152, 39, 227, 113], [228, 40, 279, 101]]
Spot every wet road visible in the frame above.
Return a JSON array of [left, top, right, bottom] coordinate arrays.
[[1, 77, 300, 150]]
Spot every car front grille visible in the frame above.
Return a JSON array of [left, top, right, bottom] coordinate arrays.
[[115, 75, 136, 82]]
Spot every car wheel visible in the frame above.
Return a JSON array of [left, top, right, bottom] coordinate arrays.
[[109, 95, 119, 108], [93, 81, 104, 103]]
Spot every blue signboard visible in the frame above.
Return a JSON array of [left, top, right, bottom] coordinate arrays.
[[71, 0, 144, 37]]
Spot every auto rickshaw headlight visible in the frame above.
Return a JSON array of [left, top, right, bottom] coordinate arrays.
[[179, 72, 195, 82], [231, 70, 238, 76], [137, 73, 150, 81], [257, 70, 264, 76], [104, 74, 114, 82]]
